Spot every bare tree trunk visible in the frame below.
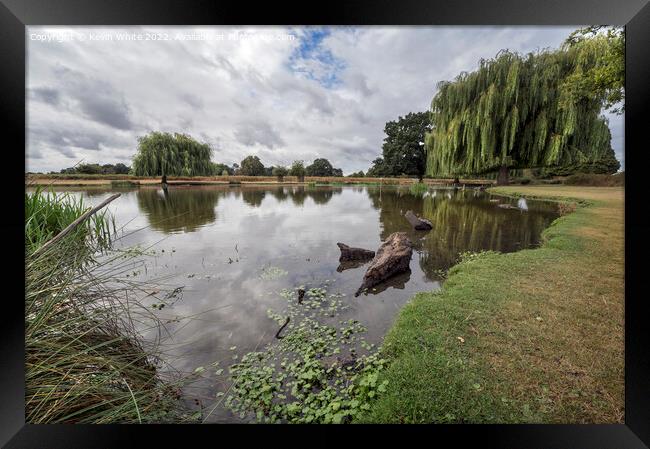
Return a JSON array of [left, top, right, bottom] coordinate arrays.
[[496, 166, 509, 185]]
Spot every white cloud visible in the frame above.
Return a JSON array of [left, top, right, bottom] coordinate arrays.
[[26, 25, 624, 173]]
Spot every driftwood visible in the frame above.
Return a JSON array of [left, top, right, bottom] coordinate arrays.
[[404, 210, 433, 231], [337, 243, 375, 261], [275, 316, 290, 339], [32, 193, 121, 257], [355, 232, 413, 297], [498, 203, 518, 209]]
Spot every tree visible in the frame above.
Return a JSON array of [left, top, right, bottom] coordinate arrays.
[[425, 44, 616, 185], [366, 158, 388, 177], [131, 132, 214, 176], [272, 166, 288, 182], [76, 163, 103, 175], [289, 160, 306, 182], [114, 163, 130, 174], [562, 26, 624, 114], [536, 144, 620, 177], [348, 171, 365, 177], [381, 112, 431, 180], [332, 168, 343, 177], [212, 163, 232, 176], [306, 158, 334, 177], [239, 155, 265, 176], [289, 161, 306, 182]]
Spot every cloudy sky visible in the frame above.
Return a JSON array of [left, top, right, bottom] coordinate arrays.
[[26, 26, 624, 174]]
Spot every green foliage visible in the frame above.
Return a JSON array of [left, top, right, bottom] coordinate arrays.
[[563, 26, 624, 114], [535, 145, 620, 177], [370, 112, 431, 179], [563, 172, 624, 186], [306, 158, 334, 177], [366, 158, 387, 177], [25, 187, 114, 256], [131, 132, 214, 176], [25, 191, 187, 423], [289, 160, 306, 178], [425, 39, 618, 178], [272, 166, 289, 179], [239, 155, 266, 176], [224, 283, 389, 423], [409, 182, 428, 196], [348, 171, 365, 177], [60, 163, 132, 175], [212, 163, 233, 176]]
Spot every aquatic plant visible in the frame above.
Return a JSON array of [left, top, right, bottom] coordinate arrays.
[[223, 284, 389, 423]]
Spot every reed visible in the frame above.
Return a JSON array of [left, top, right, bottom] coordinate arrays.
[[25, 189, 187, 423]]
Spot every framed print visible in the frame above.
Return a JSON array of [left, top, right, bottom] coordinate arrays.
[[3, 0, 650, 447]]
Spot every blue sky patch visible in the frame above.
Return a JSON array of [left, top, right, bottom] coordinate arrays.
[[289, 27, 347, 88]]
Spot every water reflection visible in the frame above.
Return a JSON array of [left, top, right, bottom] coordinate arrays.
[[241, 189, 266, 208], [136, 186, 223, 233], [31, 184, 562, 422], [367, 187, 558, 280]]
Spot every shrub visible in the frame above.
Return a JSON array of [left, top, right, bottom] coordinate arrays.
[[563, 172, 624, 186]]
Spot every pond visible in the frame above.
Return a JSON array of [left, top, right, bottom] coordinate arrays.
[[29, 184, 560, 422]]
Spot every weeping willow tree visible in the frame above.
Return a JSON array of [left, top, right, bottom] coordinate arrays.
[[425, 34, 619, 183], [131, 132, 215, 177]]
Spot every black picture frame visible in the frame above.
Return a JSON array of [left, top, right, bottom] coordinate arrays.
[[3, 0, 649, 447]]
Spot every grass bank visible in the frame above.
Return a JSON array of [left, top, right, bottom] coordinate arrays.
[[361, 186, 624, 423]]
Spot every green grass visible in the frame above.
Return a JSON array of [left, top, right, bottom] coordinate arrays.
[[25, 189, 189, 423], [409, 182, 428, 196], [25, 186, 114, 255], [360, 186, 624, 423]]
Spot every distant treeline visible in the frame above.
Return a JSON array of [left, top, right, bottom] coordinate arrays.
[[128, 131, 346, 178], [57, 163, 131, 175]]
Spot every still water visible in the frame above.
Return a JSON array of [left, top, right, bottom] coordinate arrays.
[[32, 184, 560, 421]]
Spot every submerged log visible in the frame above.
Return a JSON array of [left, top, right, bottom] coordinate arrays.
[[404, 210, 433, 231], [355, 232, 413, 297], [337, 243, 375, 261]]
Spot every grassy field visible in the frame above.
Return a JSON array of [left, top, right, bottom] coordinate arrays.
[[361, 186, 624, 423]]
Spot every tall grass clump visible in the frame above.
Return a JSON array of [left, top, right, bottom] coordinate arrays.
[[25, 187, 114, 255], [25, 189, 187, 423], [409, 182, 428, 196]]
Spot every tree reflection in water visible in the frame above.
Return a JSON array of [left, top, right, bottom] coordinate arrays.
[[136, 186, 224, 233], [367, 187, 558, 281]]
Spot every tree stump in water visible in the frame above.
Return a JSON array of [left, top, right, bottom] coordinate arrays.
[[355, 232, 413, 297], [337, 243, 375, 261], [404, 210, 433, 230]]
